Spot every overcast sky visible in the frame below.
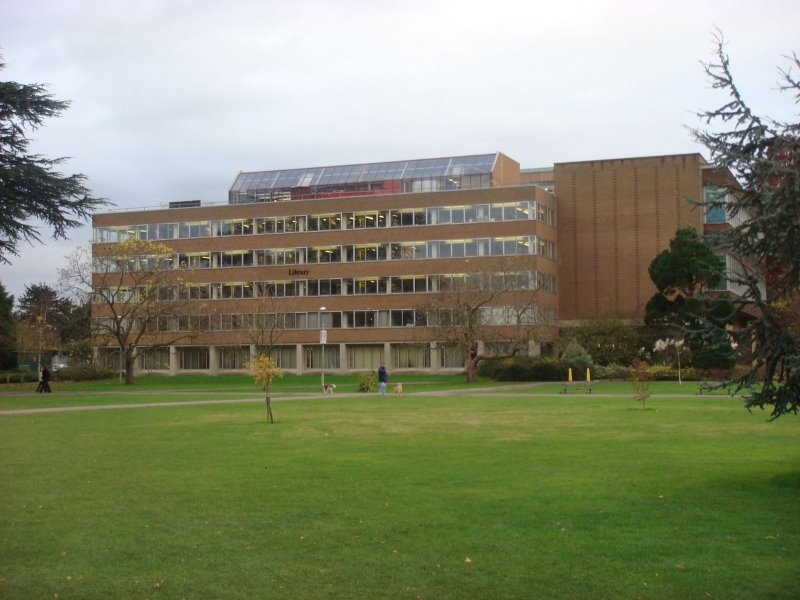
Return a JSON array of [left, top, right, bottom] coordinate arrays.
[[1, 0, 798, 303]]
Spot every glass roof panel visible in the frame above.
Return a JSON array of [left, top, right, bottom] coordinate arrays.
[[230, 153, 496, 194]]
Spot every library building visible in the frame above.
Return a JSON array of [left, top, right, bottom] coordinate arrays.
[[91, 151, 743, 376]]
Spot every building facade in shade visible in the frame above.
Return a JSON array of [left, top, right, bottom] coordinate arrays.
[[91, 152, 560, 375], [91, 151, 750, 376], [553, 153, 759, 323]]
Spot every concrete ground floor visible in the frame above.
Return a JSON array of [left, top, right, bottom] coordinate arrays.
[[98, 341, 477, 376], [97, 339, 545, 376]]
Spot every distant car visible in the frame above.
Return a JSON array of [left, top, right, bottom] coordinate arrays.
[[50, 363, 68, 372]]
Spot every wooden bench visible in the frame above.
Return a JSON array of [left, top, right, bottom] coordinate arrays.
[[698, 381, 735, 395], [561, 382, 594, 394]]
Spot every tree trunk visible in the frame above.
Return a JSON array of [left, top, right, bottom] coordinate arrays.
[[265, 385, 274, 423], [466, 356, 478, 383], [125, 354, 135, 385]]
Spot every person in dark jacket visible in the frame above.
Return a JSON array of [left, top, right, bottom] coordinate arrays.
[[40, 365, 52, 393], [377, 364, 388, 396]]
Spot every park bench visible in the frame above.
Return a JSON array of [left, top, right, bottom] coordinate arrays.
[[698, 381, 735, 395], [561, 381, 594, 394]]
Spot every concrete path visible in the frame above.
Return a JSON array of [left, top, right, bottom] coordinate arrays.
[[0, 382, 552, 415]]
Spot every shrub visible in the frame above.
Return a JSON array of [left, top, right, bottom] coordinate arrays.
[[476, 357, 504, 378], [55, 364, 114, 381], [357, 371, 377, 392], [647, 365, 678, 381], [482, 357, 569, 382], [528, 359, 569, 381], [493, 361, 532, 381], [0, 370, 38, 384], [691, 343, 736, 370], [592, 363, 630, 380], [560, 338, 593, 372]]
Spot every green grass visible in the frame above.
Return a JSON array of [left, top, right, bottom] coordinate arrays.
[[0, 376, 747, 412], [0, 373, 481, 412], [1, 386, 798, 599]]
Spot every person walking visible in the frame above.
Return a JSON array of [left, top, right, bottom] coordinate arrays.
[[377, 363, 388, 396], [40, 365, 52, 393], [36, 365, 44, 393]]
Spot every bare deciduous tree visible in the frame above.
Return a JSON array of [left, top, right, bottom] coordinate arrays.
[[246, 284, 289, 360], [59, 238, 197, 384], [421, 264, 555, 382]]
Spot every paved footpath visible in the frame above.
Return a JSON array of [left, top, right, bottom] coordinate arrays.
[[0, 383, 552, 415]]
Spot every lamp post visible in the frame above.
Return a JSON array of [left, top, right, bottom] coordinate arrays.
[[319, 307, 327, 389], [116, 316, 124, 385]]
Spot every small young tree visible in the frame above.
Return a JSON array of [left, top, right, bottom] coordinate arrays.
[[358, 370, 377, 392], [250, 354, 283, 424], [630, 358, 654, 410], [246, 287, 288, 363], [654, 338, 686, 384]]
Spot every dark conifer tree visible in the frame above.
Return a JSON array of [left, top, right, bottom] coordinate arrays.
[[0, 57, 107, 263]]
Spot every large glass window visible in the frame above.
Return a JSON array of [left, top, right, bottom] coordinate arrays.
[[307, 213, 342, 231], [704, 186, 727, 224], [391, 343, 430, 368], [179, 347, 209, 370], [257, 249, 302, 265], [212, 219, 253, 236], [178, 221, 210, 238], [158, 223, 177, 239], [219, 251, 254, 267], [353, 245, 386, 261], [138, 348, 170, 370], [219, 346, 249, 369], [308, 278, 343, 296], [308, 246, 341, 263], [390, 209, 426, 226]]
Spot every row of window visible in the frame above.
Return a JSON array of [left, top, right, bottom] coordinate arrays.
[[93, 201, 555, 243], [102, 270, 557, 303], [97, 304, 557, 335], [96, 235, 557, 275]]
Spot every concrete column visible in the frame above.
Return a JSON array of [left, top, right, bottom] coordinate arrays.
[[169, 346, 178, 375], [208, 346, 219, 374], [430, 342, 440, 373]]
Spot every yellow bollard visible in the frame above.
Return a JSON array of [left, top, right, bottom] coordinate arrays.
[[568, 368, 573, 382], [586, 368, 591, 382]]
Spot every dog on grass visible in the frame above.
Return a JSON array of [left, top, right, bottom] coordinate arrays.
[[323, 384, 336, 394], [394, 383, 403, 396]]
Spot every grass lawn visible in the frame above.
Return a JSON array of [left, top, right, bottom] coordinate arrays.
[[0, 384, 797, 599], [0, 374, 491, 411]]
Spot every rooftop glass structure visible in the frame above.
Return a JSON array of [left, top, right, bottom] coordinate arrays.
[[228, 153, 498, 204]]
